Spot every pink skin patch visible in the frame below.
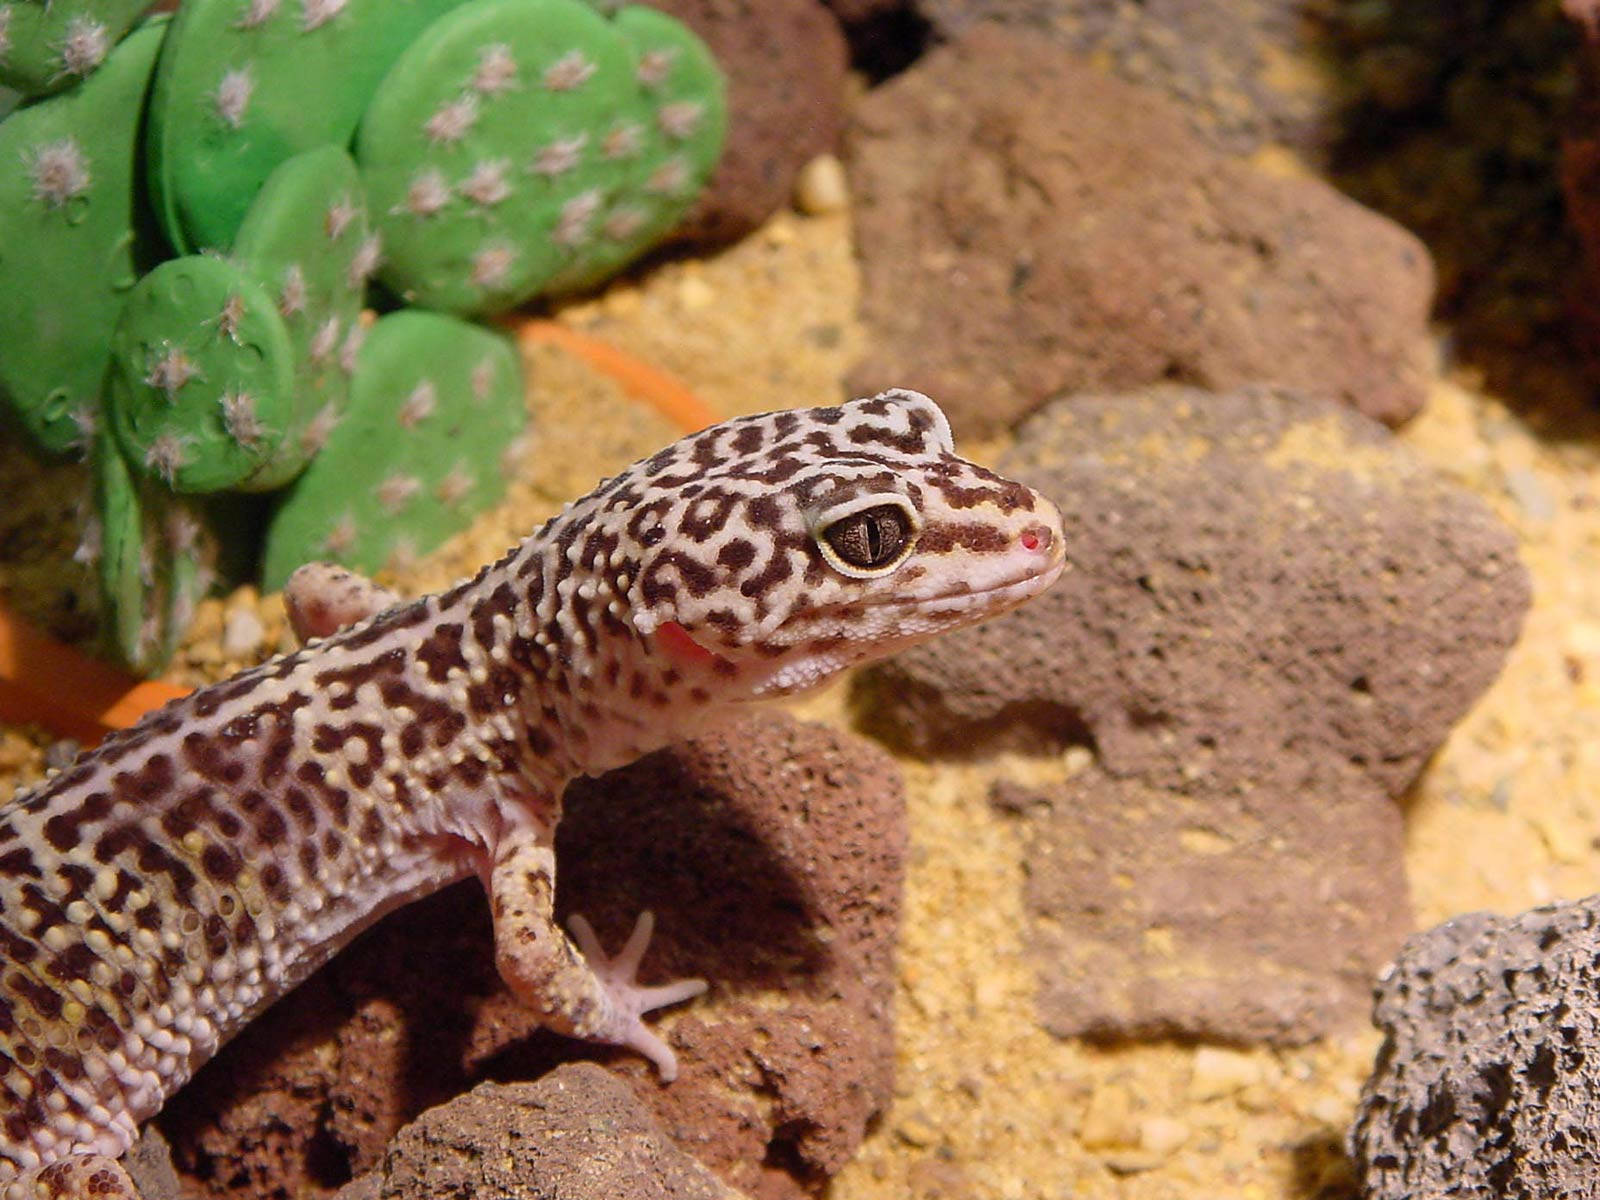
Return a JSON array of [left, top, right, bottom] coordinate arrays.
[[653, 620, 723, 667]]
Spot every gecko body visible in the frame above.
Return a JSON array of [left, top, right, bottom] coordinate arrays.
[[0, 391, 1063, 1198]]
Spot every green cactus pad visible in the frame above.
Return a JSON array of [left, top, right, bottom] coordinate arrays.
[[0, 18, 165, 455], [90, 427, 244, 674], [358, 0, 723, 314], [0, 0, 150, 96], [229, 144, 374, 488], [107, 253, 301, 494], [144, 0, 469, 253], [261, 309, 527, 589], [541, 5, 726, 294]]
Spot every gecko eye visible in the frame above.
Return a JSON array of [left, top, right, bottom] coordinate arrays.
[[818, 503, 915, 576]]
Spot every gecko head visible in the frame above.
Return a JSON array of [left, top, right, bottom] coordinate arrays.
[[614, 390, 1066, 698]]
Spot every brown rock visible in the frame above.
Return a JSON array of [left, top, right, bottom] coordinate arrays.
[[912, 0, 1332, 155], [868, 386, 1527, 799], [845, 27, 1435, 438], [992, 758, 1406, 1044], [361, 1065, 747, 1200], [864, 385, 1529, 1042], [156, 713, 904, 1200], [646, 0, 850, 246]]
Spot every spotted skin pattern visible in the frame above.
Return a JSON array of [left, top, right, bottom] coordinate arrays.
[[0, 391, 1064, 1198]]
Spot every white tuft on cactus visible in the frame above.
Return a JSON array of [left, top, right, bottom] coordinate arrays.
[[602, 207, 646, 241], [530, 133, 587, 179], [68, 405, 98, 453], [166, 509, 203, 555], [214, 66, 255, 129], [470, 243, 517, 288], [424, 93, 479, 145], [436, 466, 475, 506], [636, 47, 678, 89], [144, 431, 194, 483], [323, 512, 358, 555], [309, 316, 341, 363], [402, 167, 452, 218], [460, 159, 512, 208], [339, 322, 367, 375], [145, 344, 202, 400], [325, 196, 360, 240], [645, 156, 691, 196], [58, 15, 110, 78], [300, 0, 350, 33], [219, 387, 266, 447], [279, 263, 309, 317], [470, 356, 496, 402], [348, 232, 383, 288], [600, 121, 643, 161], [384, 535, 420, 576], [73, 514, 103, 568], [376, 473, 422, 514], [397, 380, 437, 428], [302, 400, 341, 452], [657, 100, 704, 141], [235, 0, 282, 31], [27, 137, 93, 208], [472, 43, 519, 95], [552, 189, 601, 247], [216, 292, 247, 341], [542, 50, 595, 92]]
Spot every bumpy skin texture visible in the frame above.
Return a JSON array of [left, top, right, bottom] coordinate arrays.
[[0, 391, 1063, 1199]]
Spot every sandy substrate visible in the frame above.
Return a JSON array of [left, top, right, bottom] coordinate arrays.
[[2, 195, 1597, 1199]]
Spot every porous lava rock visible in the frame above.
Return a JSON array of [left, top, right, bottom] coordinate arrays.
[[645, 0, 849, 246], [350, 1064, 749, 1200], [864, 385, 1529, 1042], [845, 27, 1434, 438], [157, 712, 905, 1200], [1351, 898, 1600, 1198], [910, 0, 1333, 155]]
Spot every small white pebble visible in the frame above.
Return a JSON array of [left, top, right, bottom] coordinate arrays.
[[222, 606, 266, 659], [793, 154, 849, 216]]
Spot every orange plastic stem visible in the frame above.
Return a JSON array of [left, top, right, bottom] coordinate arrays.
[[509, 318, 719, 433], [0, 608, 189, 745]]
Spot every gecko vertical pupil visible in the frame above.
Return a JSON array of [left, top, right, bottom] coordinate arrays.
[[822, 505, 911, 569]]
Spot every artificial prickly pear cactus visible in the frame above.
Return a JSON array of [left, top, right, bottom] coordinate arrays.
[[261, 309, 527, 589], [542, 5, 725, 294], [357, 0, 726, 314], [227, 143, 375, 485], [144, 0, 471, 253], [105, 254, 300, 493], [0, 18, 164, 455], [88, 427, 249, 674], [106, 146, 376, 494], [0, 0, 151, 96]]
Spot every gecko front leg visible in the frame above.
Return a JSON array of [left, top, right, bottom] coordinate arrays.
[[6, 1156, 143, 1200], [489, 829, 707, 1081]]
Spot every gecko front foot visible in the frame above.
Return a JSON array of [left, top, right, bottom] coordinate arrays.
[[569, 910, 707, 1082]]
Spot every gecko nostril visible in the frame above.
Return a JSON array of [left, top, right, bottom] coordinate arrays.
[[1019, 525, 1052, 552]]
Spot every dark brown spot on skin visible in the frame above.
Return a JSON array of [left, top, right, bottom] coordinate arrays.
[[916, 522, 1010, 554]]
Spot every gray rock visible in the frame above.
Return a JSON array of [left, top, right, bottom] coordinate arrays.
[[1351, 899, 1600, 1199]]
